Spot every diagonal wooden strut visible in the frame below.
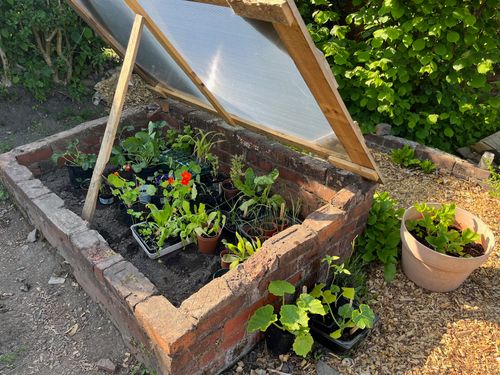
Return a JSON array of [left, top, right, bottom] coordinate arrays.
[[82, 14, 144, 222], [125, 0, 235, 126], [273, 0, 382, 182]]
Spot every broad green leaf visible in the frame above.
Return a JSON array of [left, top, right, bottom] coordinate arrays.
[[322, 290, 336, 304], [330, 329, 342, 339], [268, 280, 295, 297], [280, 305, 307, 331], [310, 283, 325, 298], [477, 60, 493, 74], [447, 31, 460, 43], [338, 303, 353, 319], [342, 287, 355, 301], [352, 305, 376, 329], [412, 39, 426, 51], [247, 305, 277, 333], [293, 332, 314, 357], [297, 294, 326, 315]]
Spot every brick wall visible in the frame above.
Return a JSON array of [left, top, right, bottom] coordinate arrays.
[[0, 103, 377, 374]]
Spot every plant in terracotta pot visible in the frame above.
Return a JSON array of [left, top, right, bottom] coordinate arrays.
[[401, 203, 495, 292], [183, 202, 226, 254], [221, 232, 261, 269], [51, 140, 96, 187]]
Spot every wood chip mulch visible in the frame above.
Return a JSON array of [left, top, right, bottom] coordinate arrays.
[[323, 150, 499, 375]]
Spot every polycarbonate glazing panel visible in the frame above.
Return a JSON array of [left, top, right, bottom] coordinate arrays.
[[76, 0, 211, 107], [136, 0, 335, 142]]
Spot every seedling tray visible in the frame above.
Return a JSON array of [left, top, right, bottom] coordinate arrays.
[[131, 222, 193, 259]]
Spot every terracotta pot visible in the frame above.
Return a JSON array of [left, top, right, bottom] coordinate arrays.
[[261, 221, 278, 237], [221, 179, 238, 200], [274, 218, 290, 232], [401, 203, 495, 292], [220, 249, 230, 269], [197, 230, 222, 254]]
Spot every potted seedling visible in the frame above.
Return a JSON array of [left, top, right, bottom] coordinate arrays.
[[107, 173, 146, 225], [183, 202, 226, 255], [51, 140, 96, 187], [309, 256, 377, 354], [221, 232, 261, 269], [247, 280, 322, 357], [98, 182, 114, 205], [274, 203, 290, 232], [402, 203, 495, 292], [223, 155, 244, 200]]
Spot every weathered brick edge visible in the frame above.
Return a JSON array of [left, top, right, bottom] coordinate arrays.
[[364, 132, 490, 182], [365, 130, 490, 183], [0, 104, 376, 374]]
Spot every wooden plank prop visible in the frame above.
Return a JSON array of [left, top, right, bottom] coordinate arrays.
[[82, 14, 144, 221]]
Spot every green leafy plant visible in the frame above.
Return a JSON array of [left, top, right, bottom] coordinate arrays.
[[221, 232, 262, 269], [390, 145, 420, 168], [297, 0, 499, 152], [51, 139, 96, 170], [390, 145, 436, 173], [111, 121, 166, 173], [231, 166, 284, 219], [406, 203, 480, 257], [247, 257, 376, 357], [140, 202, 185, 248], [182, 202, 226, 240], [189, 129, 223, 165], [247, 280, 320, 357], [485, 161, 500, 199], [0, 0, 111, 100], [357, 192, 404, 282], [310, 258, 375, 340], [169, 126, 195, 153]]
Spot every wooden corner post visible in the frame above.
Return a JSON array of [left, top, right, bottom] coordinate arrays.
[[82, 14, 144, 222], [273, 0, 382, 182]]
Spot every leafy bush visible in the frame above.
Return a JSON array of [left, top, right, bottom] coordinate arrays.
[[297, 0, 499, 152], [0, 0, 111, 100], [357, 191, 404, 281]]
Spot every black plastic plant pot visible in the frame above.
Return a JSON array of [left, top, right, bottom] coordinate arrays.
[[98, 194, 114, 206], [265, 325, 294, 356], [66, 164, 93, 187], [136, 166, 157, 181], [118, 203, 146, 226], [310, 315, 379, 355], [211, 268, 229, 280]]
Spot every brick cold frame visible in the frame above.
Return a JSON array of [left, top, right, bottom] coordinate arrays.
[[0, 104, 376, 374]]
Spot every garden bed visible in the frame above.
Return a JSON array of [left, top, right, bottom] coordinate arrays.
[[0, 104, 377, 374], [40, 167, 220, 307]]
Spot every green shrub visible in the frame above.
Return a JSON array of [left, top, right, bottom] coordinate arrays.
[[0, 0, 112, 100], [357, 191, 404, 282], [297, 0, 499, 152]]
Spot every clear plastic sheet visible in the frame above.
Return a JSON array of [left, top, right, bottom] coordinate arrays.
[[77, 0, 335, 142]]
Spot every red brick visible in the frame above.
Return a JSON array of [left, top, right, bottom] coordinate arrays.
[[16, 144, 53, 165], [221, 326, 246, 351], [303, 204, 346, 244], [223, 299, 265, 339], [103, 261, 157, 309]]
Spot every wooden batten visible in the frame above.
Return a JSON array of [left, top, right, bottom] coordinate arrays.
[[82, 14, 145, 221], [125, 0, 235, 126]]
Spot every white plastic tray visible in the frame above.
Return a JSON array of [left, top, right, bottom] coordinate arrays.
[[131, 222, 193, 259]]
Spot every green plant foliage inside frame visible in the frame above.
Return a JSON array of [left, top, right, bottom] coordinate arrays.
[[297, 0, 499, 152]]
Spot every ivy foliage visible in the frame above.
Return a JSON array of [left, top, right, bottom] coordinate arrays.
[[297, 0, 499, 151], [0, 0, 111, 100]]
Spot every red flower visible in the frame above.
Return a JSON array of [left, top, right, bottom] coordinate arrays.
[[167, 177, 174, 184], [180, 171, 192, 186], [113, 171, 119, 176]]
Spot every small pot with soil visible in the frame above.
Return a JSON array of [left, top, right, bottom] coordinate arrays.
[[310, 303, 379, 354], [197, 229, 222, 255], [98, 184, 114, 205], [260, 221, 278, 237], [274, 217, 290, 232], [401, 203, 495, 292], [265, 325, 294, 356], [219, 249, 231, 269], [221, 179, 239, 200], [67, 164, 93, 188]]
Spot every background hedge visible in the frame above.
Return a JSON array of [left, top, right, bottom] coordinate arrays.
[[297, 0, 499, 152]]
